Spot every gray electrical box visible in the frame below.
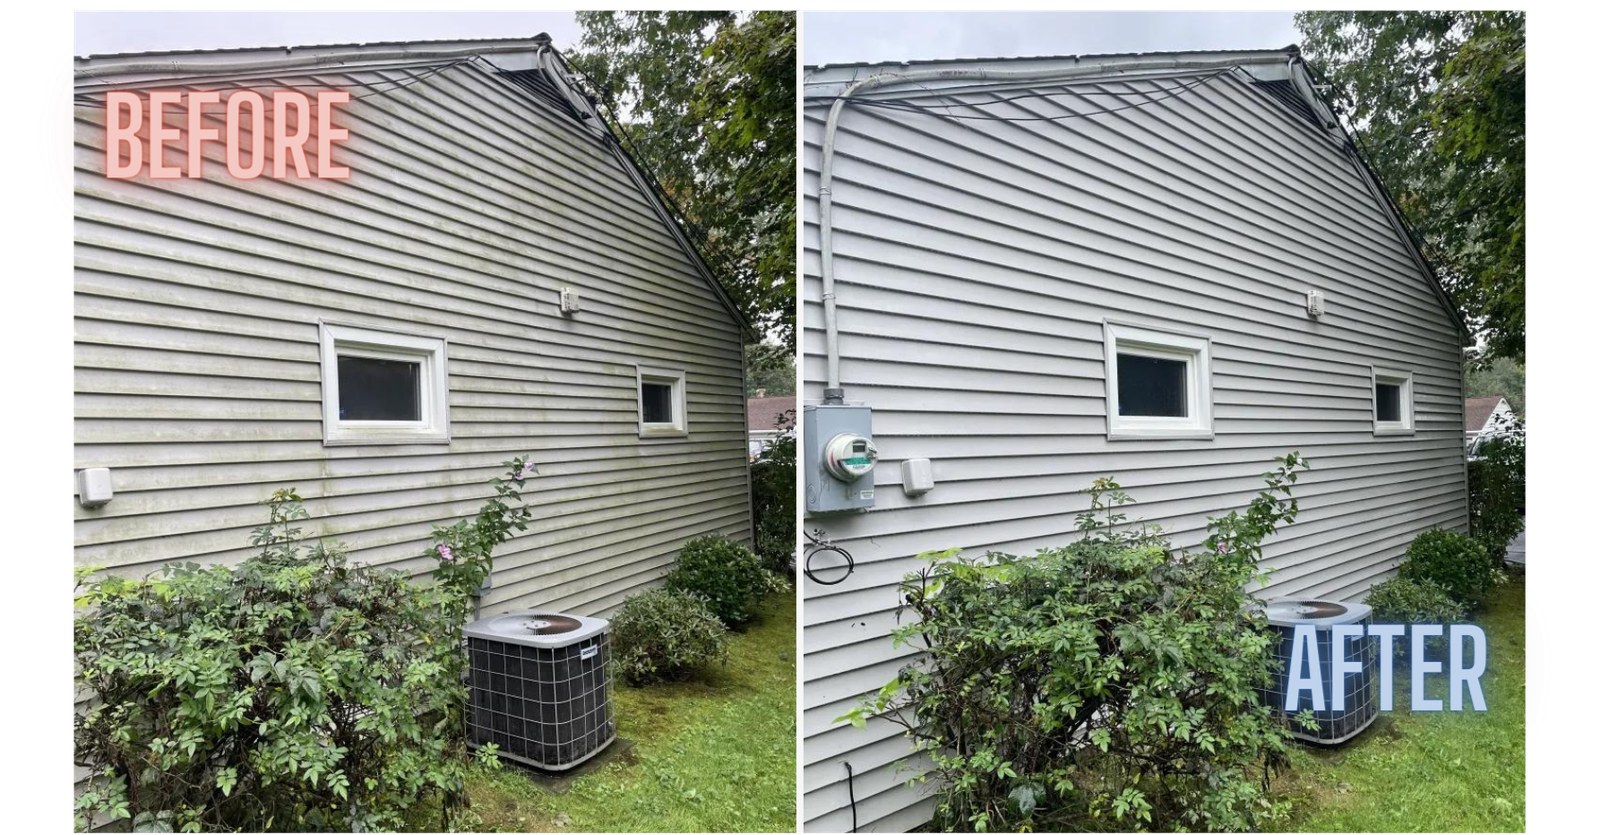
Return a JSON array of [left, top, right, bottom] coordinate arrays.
[[804, 403, 877, 514]]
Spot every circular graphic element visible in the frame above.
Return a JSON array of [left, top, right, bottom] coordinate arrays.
[[1529, 588, 1542, 745], [40, 46, 72, 220]]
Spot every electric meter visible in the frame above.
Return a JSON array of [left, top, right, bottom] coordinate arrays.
[[804, 403, 876, 513], [822, 433, 878, 482]]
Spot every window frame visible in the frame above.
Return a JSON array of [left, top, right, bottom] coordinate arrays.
[[1371, 366, 1415, 436], [1102, 321, 1214, 440], [319, 322, 450, 446], [636, 364, 688, 438]]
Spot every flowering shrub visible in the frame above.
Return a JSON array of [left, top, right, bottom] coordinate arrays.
[[74, 490, 470, 832], [609, 588, 730, 683], [73, 459, 540, 832], [666, 535, 789, 627], [842, 455, 1310, 833]]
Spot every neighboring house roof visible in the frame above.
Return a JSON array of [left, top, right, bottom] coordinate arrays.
[[74, 34, 756, 339], [803, 45, 1470, 343], [1465, 396, 1510, 433], [747, 396, 796, 432]]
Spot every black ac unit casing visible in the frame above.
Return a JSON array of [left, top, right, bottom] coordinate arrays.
[[1260, 599, 1379, 745], [464, 611, 615, 770]]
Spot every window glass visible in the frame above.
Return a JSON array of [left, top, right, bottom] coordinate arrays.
[[641, 381, 674, 424], [1117, 353, 1188, 417], [1375, 382, 1402, 422], [338, 355, 421, 421]]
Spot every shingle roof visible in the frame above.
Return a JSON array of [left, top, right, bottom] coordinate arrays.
[[747, 396, 797, 432], [1465, 396, 1508, 432]]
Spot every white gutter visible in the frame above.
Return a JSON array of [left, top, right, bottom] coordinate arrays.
[[74, 42, 544, 81], [815, 54, 1291, 404]]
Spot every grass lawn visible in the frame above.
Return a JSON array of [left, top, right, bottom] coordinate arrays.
[[432, 592, 797, 833], [1270, 572, 1525, 832]]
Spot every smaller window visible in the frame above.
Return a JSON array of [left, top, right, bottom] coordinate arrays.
[[320, 323, 450, 445], [636, 365, 687, 438], [1371, 367, 1414, 435], [1103, 322, 1213, 440]]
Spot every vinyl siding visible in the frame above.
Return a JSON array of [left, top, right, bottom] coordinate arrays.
[[801, 69, 1466, 831], [73, 60, 751, 617]]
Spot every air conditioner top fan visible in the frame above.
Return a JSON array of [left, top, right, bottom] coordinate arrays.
[[464, 611, 608, 646], [1264, 598, 1372, 627]]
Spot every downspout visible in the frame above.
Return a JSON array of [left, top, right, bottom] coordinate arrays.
[[815, 54, 1289, 406]]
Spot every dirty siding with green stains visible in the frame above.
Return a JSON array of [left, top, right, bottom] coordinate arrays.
[[73, 45, 753, 618]]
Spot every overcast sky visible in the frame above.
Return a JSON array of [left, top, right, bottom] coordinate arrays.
[[804, 11, 1300, 66], [74, 11, 582, 57]]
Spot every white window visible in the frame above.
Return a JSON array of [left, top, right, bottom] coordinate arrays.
[[1371, 367, 1414, 435], [319, 322, 450, 445], [636, 365, 688, 438], [1102, 321, 1213, 440]]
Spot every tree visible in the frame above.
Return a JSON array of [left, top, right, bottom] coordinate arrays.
[[1465, 355, 1524, 415], [569, 12, 796, 347], [745, 342, 795, 397], [1296, 12, 1524, 363]]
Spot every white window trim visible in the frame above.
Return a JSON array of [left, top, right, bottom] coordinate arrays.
[[1371, 366, 1415, 436], [319, 322, 450, 446], [636, 364, 688, 438], [1103, 321, 1214, 440]]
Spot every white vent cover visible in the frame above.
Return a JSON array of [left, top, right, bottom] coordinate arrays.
[[560, 287, 581, 315], [1306, 289, 1325, 318]]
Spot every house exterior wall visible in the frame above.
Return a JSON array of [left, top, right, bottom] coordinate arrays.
[[73, 60, 752, 617], [800, 66, 1467, 831]]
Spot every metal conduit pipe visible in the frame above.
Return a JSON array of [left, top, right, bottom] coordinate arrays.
[[816, 54, 1293, 404]]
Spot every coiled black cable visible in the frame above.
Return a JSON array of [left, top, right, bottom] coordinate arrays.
[[804, 528, 855, 586]]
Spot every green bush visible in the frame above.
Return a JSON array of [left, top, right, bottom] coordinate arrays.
[[666, 535, 787, 627], [1468, 413, 1525, 560], [74, 459, 539, 832], [1365, 576, 1467, 657], [610, 588, 730, 683], [843, 455, 1310, 833], [1399, 529, 1505, 607], [750, 410, 797, 574], [74, 491, 471, 832]]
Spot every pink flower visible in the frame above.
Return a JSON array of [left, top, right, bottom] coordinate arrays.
[[519, 462, 537, 479], [437, 544, 454, 561]]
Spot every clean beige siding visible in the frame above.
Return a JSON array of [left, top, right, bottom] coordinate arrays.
[[801, 68, 1466, 831], [73, 60, 751, 618]]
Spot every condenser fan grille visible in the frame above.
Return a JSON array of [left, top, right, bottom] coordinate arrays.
[[524, 615, 583, 635]]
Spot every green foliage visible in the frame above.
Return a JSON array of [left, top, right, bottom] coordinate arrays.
[[751, 410, 797, 574], [570, 12, 796, 345], [746, 342, 796, 397], [844, 455, 1310, 832], [1399, 529, 1506, 608], [610, 588, 731, 684], [1366, 576, 1467, 625], [1464, 356, 1523, 415], [1468, 413, 1525, 561], [74, 490, 471, 832], [1365, 576, 1466, 658], [666, 535, 788, 627], [1296, 12, 1525, 362]]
